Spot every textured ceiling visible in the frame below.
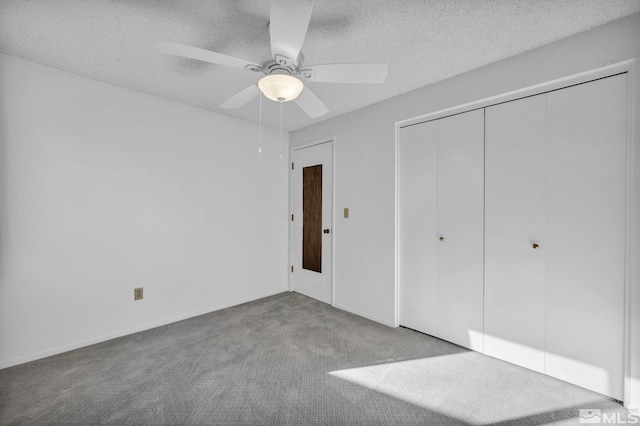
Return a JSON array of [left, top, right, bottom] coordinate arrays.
[[1, 0, 639, 131]]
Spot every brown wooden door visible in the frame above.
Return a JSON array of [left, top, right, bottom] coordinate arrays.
[[292, 141, 333, 303]]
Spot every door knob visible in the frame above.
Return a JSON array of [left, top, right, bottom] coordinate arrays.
[[323, 229, 330, 234], [532, 243, 539, 250], [439, 236, 444, 242]]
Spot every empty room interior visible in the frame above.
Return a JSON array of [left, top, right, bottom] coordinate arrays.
[[1, 1, 640, 424]]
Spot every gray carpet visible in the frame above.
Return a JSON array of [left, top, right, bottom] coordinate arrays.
[[0, 292, 628, 425]]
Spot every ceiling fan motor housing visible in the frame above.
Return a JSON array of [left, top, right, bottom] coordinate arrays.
[[261, 50, 305, 75], [258, 54, 306, 103]]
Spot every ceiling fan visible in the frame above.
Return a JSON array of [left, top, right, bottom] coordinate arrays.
[[157, 0, 388, 118]]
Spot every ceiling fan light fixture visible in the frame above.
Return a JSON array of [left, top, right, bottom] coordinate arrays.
[[258, 74, 304, 102]]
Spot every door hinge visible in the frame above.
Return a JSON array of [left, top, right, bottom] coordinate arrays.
[[291, 265, 294, 273], [291, 162, 294, 170], [291, 214, 294, 221]]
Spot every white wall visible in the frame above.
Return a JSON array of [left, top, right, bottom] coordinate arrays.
[[290, 13, 640, 408], [0, 54, 289, 368]]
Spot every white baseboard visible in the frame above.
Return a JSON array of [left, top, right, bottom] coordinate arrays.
[[0, 290, 285, 370], [332, 303, 396, 328]]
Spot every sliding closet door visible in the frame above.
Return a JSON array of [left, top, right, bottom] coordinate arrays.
[[398, 121, 438, 335], [484, 95, 546, 372], [545, 74, 627, 400], [436, 109, 484, 351]]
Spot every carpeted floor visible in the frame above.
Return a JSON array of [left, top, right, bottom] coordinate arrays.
[[0, 291, 628, 425]]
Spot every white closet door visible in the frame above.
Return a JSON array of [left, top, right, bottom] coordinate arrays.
[[545, 74, 627, 400], [398, 121, 438, 335], [484, 95, 547, 372], [436, 109, 485, 351]]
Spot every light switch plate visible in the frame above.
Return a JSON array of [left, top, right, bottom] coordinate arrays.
[[134, 287, 143, 301]]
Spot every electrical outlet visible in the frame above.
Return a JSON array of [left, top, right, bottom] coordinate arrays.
[[134, 287, 143, 301]]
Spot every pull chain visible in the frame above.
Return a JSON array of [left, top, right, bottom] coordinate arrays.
[[279, 100, 283, 159], [258, 90, 262, 154]]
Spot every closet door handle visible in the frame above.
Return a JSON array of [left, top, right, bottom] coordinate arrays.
[[439, 236, 445, 242], [532, 243, 539, 250]]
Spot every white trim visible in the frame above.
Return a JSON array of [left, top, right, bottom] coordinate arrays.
[[624, 58, 639, 409], [393, 122, 401, 328], [331, 137, 337, 306], [289, 138, 336, 305], [397, 60, 634, 129], [0, 290, 286, 370], [292, 138, 334, 151], [333, 303, 397, 328], [394, 58, 637, 406], [288, 149, 294, 292]]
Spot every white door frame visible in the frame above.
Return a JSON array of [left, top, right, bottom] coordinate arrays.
[[394, 58, 638, 407], [288, 137, 336, 306]]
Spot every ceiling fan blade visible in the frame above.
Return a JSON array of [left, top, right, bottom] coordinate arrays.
[[157, 41, 261, 71], [294, 87, 329, 118], [219, 85, 260, 109], [270, 0, 313, 64], [300, 63, 388, 84]]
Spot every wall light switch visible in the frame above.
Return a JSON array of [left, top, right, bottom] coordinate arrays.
[[344, 208, 349, 218]]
